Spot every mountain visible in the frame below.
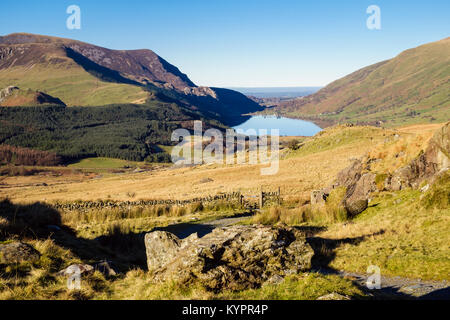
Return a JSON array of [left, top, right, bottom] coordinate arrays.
[[0, 33, 261, 124], [278, 38, 450, 127]]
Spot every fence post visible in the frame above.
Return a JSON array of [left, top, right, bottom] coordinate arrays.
[[259, 186, 264, 209]]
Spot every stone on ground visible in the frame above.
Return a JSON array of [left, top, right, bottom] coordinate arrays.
[[144, 225, 314, 291], [0, 241, 41, 264]]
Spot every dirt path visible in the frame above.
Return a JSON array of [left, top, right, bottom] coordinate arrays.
[[334, 270, 449, 300]]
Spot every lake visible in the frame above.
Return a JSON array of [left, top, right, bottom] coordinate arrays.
[[232, 115, 322, 136]]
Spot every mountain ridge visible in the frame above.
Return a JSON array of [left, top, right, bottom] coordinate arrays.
[[0, 33, 262, 124]]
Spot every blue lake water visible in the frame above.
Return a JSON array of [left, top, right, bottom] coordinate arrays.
[[232, 115, 322, 136]]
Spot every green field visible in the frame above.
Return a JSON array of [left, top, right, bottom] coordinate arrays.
[[68, 157, 141, 169]]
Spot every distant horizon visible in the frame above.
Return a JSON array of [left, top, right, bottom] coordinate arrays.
[[226, 86, 322, 90], [228, 86, 322, 98]]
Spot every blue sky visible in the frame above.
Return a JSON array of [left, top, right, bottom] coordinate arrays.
[[1, 0, 449, 87]]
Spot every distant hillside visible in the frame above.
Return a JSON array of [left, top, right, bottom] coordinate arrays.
[[0, 33, 261, 123], [278, 38, 450, 127], [230, 87, 321, 99]]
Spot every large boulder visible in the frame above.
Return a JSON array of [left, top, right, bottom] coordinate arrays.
[[343, 172, 376, 216], [144, 225, 314, 291], [335, 159, 363, 189], [426, 122, 450, 171], [0, 241, 40, 264], [329, 159, 376, 216]]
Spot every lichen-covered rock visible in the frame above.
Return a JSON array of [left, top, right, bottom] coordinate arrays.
[[335, 160, 363, 189], [344, 198, 368, 217], [144, 225, 314, 291], [0, 241, 40, 264]]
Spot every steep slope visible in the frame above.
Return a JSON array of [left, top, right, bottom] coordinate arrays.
[[0, 33, 262, 122], [0, 33, 194, 90], [279, 38, 450, 127]]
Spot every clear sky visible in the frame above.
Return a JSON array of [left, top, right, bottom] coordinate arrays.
[[1, 0, 449, 87]]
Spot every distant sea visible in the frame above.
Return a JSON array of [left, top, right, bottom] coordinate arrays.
[[228, 87, 322, 99]]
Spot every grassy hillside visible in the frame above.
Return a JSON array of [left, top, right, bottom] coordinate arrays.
[[278, 38, 450, 127], [0, 64, 148, 106]]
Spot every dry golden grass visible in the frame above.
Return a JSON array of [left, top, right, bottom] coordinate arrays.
[[367, 125, 438, 174], [0, 126, 392, 204]]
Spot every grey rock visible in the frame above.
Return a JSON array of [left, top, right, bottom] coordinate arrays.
[[343, 172, 376, 216], [0, 241, 40, 264], [144, 225, 314, 291], [386, 122, 449, 191]]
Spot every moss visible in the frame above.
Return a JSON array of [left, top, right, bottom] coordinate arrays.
[[421, 173, 450, 209], [325, 187, 348, 222], [375, 173, 389, 190]]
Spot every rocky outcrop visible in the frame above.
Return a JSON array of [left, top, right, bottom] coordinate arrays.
[[0, 86, 66, 107], [144, 225, 314, 291], [386, 122, 449, 191], [319, 123, 450, 217], [183, 86, 218, 99], [0, 86, 19, 102], [0, 241, 41, 264], [335, 159, 364, 189]]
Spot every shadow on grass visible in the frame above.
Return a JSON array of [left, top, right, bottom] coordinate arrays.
[[0, 199, 147, 271], [0, 199, 253, 272]]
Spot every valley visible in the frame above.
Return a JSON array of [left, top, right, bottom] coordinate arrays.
[[0, 121, 448, 300], [0, 31, 448, 301]]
